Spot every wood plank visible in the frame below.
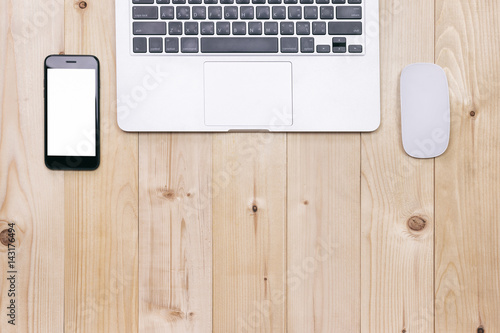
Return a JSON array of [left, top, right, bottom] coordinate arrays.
[[63, 0, 139, 332], [434, 1, 500, 332], [138, 133, 212, 332], [287, 134, 361, 332], [360, 1, 435, 332], [212, 133, 286, 332], [0, 0, 65, 332]]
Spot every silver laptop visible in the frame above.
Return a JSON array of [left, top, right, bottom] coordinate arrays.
[[115, 0, 380, 132]]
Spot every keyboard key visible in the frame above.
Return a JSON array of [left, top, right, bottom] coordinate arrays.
[[320, 6, 334, 19], [264, 22, 278, 35], [328, 21, 362, 34], [224, 6, 238, 19], [333, 46, 346, 53], [312, 21, 326, 34], [189, 0, 202, 3], [300, 0, 313, 3], [149, 37, 163, 52], [157, 0, 170, 3], [280, 22, 294, 35], [133, 6, 158, 19], [160, 6, 174, 19], [253, 0, 266, 3], [256, 6, 270, 19], [240, 6, 254, 19], [315, 0, 328, 3], [165, 37, 179, 52], [248, 22, 262, 35], [133, 22, 166, 35], [216, 22, 230, 34], [316, 44, 330, 53], [348, 44, 363, 53], [176, 6, 190, 19], [296, 22, 310, 35], [192, 6, 206, 19], [233, 22, 246, 35], [332, 36, 346, 45], [281, 37, 298, 53], [133, 37, 147, 53], [348, 0, 361, 3], [332, 0, 345, 3], [208, 6, 222, 19], [268, 0, 282, 3], [201, 22, 215, 34], [201, 37, 279, 52], [304, 6, 318, 19], [272, 6, 286, 19], [185, 22, 198, 34], [204, 0, 217, 3], [336, 6, 362, 19], [220, 0, 233, 3], [288, 6, 302, 19], [168, 22, 182, 35], [300, 37, 314, 53], [172, 0, 185, 3], [284, 0, 298, 3], [133, 0, 153, 3], [181, 37, 199, 52], [236, 0, 250, 3]]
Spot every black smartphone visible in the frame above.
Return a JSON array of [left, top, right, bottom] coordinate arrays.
[[44, 55, 100, 170]]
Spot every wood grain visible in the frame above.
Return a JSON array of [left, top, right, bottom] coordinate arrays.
[[2, 0, 500, 331], [0, 0, 65, 332], [287, 133, 361, 332], [138, 133, 212, 332], [435, 1, 500, 332], [63, 0, 139, 332], [360, 1, 436, 332], [212, 133, 286, 333]]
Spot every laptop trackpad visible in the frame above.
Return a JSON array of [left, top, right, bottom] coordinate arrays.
[[204, 62, 293, 127]]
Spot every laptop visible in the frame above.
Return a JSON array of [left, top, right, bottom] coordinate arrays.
[[115, 0, 380, 132]]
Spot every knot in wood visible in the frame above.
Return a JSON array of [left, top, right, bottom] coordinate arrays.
[[79, 1, 87, 9], [407, 216, 426, 231], [159, 187, 176, 200], [0, 229, 10, 246]]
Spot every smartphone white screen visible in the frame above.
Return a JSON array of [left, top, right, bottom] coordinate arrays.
[[47, 68, 96, 157]]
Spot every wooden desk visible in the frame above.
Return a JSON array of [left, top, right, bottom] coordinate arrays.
[[1, 0, 499, 332]]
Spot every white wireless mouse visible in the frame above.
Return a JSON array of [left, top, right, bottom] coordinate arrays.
[[400, 63, 450, 158]]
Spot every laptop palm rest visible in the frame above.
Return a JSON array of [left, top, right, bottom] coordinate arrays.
[[204, 62, 293, 128]]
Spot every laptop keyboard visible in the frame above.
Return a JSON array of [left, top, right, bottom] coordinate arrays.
[[131, 0, 364, 54]]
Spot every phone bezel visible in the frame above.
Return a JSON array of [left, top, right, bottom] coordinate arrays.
[[44, 55, 100, 170]]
